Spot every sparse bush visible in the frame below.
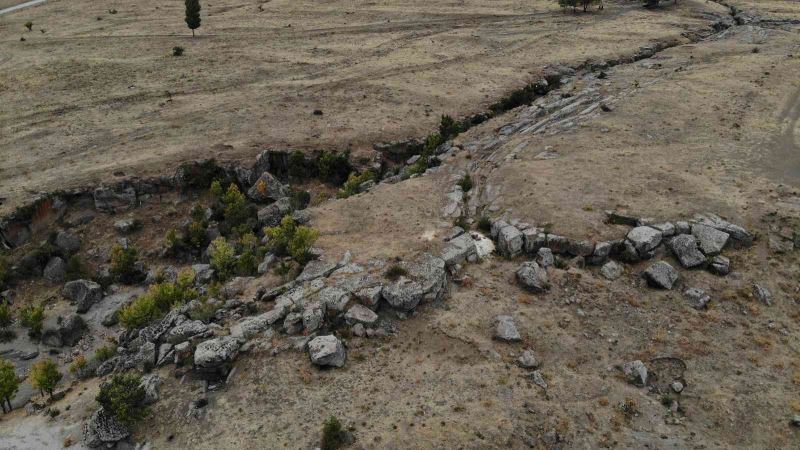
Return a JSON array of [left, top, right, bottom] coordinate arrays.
[[209, 237, 237, 281], [95, 345, 117, 362], [337, 171, 374, 198], [119, 269, 197, 329], [291, 190, 311, 210], [24, 21, 32, 31], [64, 255, 88, 281], [96, 373, 148, 425], [19, 304, 45, 339], [0, 359, 20, 413], [172, 46, 184, 56], [0, 304, 12, 329], [288, 151, 308, 179], [439, 115, 462, 141], [222, 184, 251, 230], [235, 233, 264, 276], [317, 151, 353, 185], [321, 415, 346, 450], [187, 298, 219, 322], [30, 359, 61, 397], [69, 356, 87, 375], [477, 216, 492, 233], [457, 174, 473, 192], [385, 264, 408, 281], [110, 245, 140, 283], [264, 216, 319, 265]]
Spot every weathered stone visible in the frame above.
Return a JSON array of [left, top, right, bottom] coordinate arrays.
[[140, 374, 163, 404], [94, 185, 136, 212], [621, 360, 648, 386], [490, 219, 509, 240], [55, 231, 81, 253], [522, 229, 546, 254], [194, 336, 240, 372], [319, 286, 351, 313], [684, 287, 711, 309], [43, 256, 66, 283], [345, 304, 378, 326], [616, 239, 641, 263], [627, 227, 662, 258], [292, 209, 312, 225], [41, 313, 87, 347], [642, 261, 679, 289], [441, 233, 477, 267], [283, 312, 304, 335], [497, 226, 524, 258], [192, 264, 214, 285], [493, 315, 521, 342], [566, 239, 594, 257], [768, 234, 794, 253], [63, 279, 104, 313], [605, 210, 639, 226], [517, 349, 540, 369], [693, 213, 752, 246], [257, 197, 293, 227], [691, 224, 729, 256], [651, 222, 676, 237], [516, 261, 549, 293], [708, 255, 731, 276], [536, 248, 554, 268], [545, 234, 569, 254], [156, 343, 174, 366], [753, 283, 772, 306], [600, 261, 623, 280], [257, 254, 277, 275], [354, 285, 382, 309], [530, 370, 548, 389], [586, 241, 612, 265], [166, 320, 208, 344], [134, 341, 157, 370], [296, 259, 339, 283], [675, 221, 691, 235], [230, 314, 271, 340], [668, 234, 706, 268], [247, 171, 290, 203], [382, 254, 446, 311], [113, 218, 139, 234], [308, 335, 346, 368], [83, 407, 129, 448], [302, 302, 325, 332]]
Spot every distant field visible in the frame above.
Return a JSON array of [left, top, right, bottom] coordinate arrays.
[[0, 0, 719, 213]]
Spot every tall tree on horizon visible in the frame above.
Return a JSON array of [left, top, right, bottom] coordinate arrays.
[[185, 0, 201, 37]]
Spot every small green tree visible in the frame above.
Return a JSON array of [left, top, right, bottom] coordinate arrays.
[[185, 0, 201, 37], [209, 237, 236, 281], [0, 359, 19, 413], [321, 415, 346, 450], [263, 216, 319, 265], [30, 359, 61, 398], [24, 21, 33, 32], [19, 304, 45, 339], [288, 226, 319, 264], [110, 244, 140, 283], [96, 373, 148, 425]]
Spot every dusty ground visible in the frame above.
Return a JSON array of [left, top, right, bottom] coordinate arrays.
[[1, 0, 800, 449], [1, 0, 725, 214]]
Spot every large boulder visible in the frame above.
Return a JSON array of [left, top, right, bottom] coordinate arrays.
[[515, 261, 549, 293], [165, 320, 208, 344], [626, 227, 662, 259], [643, 261, 679, 289], [194, 336, 240, 374], [668, 234, 706, 268], [493, 315, 521, 342], [139, 374, 163, 405], [42, 314, 87, 347], [497, 226, 524, 258], [63, 280, 103, 313], [382, 254, 446, 311], [441, 233, 477, 267], [344, 304, 378, 326], [83, 407, 129, 448], [230, 314, 271, 340], [693, 213, 752, 246], [247, 172, 290, 203], [257, 197, 293, 227], [43, 256, 66, 283], [55, 231, 81, 253], [691, 224, 729, 256], [308, 335, 346, 368]]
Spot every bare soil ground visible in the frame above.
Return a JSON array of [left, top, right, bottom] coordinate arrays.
[[1, 0, 799, 449], [1, 0, 722, 215]]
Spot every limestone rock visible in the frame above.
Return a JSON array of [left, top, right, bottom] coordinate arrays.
[[621, 360, 648, 386], [344, 304, 379, 326], [684, 287, 711, 309], [257, 197, 293, 227], [643, 261, 678, 289], [83, 407, 129, 448], [247, 171, 290, 203], [55, 231, 81, 253], [140, 374, 163, 404], [308, 335, 346, 368], [441, 233, 477, 267], [497, 226, 523, 258], [536, 248, 554, 268], [691, 224, 729, 256], [708, 255, 731, 276], [668, 234, 706, 268], [194, 336, 240, 372], [627, 227, 662, 259], [517, 349, 540, 368], [493, 315, 521, 342], [166, 320, 208, 344], [515, 261, 549, 293], [41, 313, 87, 347], [600, 261, 623, 280], [753, 283, 772, 306], [63, 279, 103, 313], [382, 254, 446, 311]]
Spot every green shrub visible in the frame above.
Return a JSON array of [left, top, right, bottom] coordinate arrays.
[[0, 255, 8, 289], [95, 345, 117, 362], [96, 373, 148, 425], [457, 174, 473, 192], [119, 269, 197, 329], [24, 21, 32, 31], [30, 359, 61, 397], [321, 415, 346, 450], [68, 356, 87, 375], [264, 216, 319, 265], [291, 190, 311, 210], [187, 298, 219, 322], [288, 151, 308, 179], [0, 304, 11, 328], [235, 233, 264, 276], [439, 115, 462, 141], [0, 359, 20, 413], [385, 264, 408, 281], [64, 255, 88, 281], [317, 151, 353, 185], [222, 184, 251, 230], [337, 171, 374, 198], [477, 216, 492, 233], [209, 237, 237, 281], [19, 304, 45, 338], [172, 46, 184, 56], [209, 179, 224, 200], [110, 245, 139, 283]]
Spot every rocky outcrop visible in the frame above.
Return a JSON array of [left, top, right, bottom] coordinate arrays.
[[41, 314, 87, 347], [194, 336, 240, 375], [382, 254, 447, 311], [83, 407, 129, 448], [63, 279, 103, 313]]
